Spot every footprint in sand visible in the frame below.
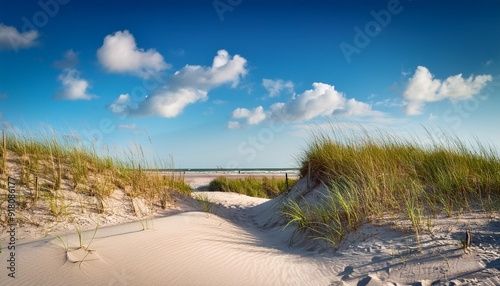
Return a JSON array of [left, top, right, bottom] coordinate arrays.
[[338, 265, 354, 280]]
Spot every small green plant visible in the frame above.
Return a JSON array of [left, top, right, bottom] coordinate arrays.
[[194, 193, 215, 215], [425, 215, 434, 233], [1, 130, 7, 175], [55, 234, 69, 252], [44, 189, 69, 219], [281, 198, 313, 244], [54, 225, 100, 266], [76, 224, 99, 266], [139, 216, 154, 230], [75, 225, 84, 249]]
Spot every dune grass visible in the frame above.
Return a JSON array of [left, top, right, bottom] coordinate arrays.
[[0, 128, 191, 226], [283, 127, 500, 248], [193, 192, 215, 215], [208, 176, 298, 198]]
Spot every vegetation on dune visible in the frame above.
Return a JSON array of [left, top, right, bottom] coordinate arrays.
[[283, 127, 500, 248], [208, 176, 298, 198], [0, 129, 191, 228]]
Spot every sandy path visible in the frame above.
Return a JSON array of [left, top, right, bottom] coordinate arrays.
[[1, 206, 336, 285]]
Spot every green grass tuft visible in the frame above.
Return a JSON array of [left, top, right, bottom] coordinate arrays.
[[284, 126, 500, 248], [208, 176, 297, 198], [0, 128, 192, 223]]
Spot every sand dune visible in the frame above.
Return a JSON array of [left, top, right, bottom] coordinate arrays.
[[1, 175, 499, 285]]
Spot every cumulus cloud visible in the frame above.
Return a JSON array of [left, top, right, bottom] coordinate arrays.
[[97, 30, 169, 78], [53, 49, 79, 69], [272, 83, 381, 121], [231, 106, 266, 126], [109, 50, 247, 118], [108, 94, 132, 114], [230, 82, 382, 128], [271, 83, 346, 121], [344, 98, 381, 117], [402, 66, 492, 115], [227, 121, 241, 129], [133, 88, 208, 117], [0, 23, 38, 51], [168, 50, 247, 90], [54, 69, 95, 100], [262, 78, 294, 97], [53, 51, 96, 100]]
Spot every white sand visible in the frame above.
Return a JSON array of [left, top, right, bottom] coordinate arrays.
[[1, 175, 499, 285]]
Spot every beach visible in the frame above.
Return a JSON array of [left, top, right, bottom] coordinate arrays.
[[1, 172, 499, 285], [2, 0, 500, 284]]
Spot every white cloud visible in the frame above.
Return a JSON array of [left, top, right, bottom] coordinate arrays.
[[344, 98, 383, 117], [109, 50, 248, 118], [485, 59, 493, 66], [54, 69, 95, 100], [374, 98, 404, 107], [271, 83, 346, 121], [271, 82, 380, 121], [231, 106, 266, 125], [402, 66, 492, 115], [53, 49, 79, 69], [227, 121, 241, 129], [134, 88, 208, 118], [169, 50, 247, 89], [230, 82, 382, 128], [262, 78, 294, 97], [108, 94, 132, 114], [0, 23, 38, 51], [97, 30, 169, 78]]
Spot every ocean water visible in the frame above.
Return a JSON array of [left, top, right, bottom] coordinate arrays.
[[159, 168, 300, 175]]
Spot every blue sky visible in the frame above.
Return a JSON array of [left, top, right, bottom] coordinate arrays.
[[0, 0, 499, 168]]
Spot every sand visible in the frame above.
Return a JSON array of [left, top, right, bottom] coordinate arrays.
[[1, 174, 499, 285]]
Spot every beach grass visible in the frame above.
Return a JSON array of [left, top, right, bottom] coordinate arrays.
[[208, 176, 298, 198], [283, 127, 500, 248], [0, 128, 191, 224], [194, 192, 215, 215]]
